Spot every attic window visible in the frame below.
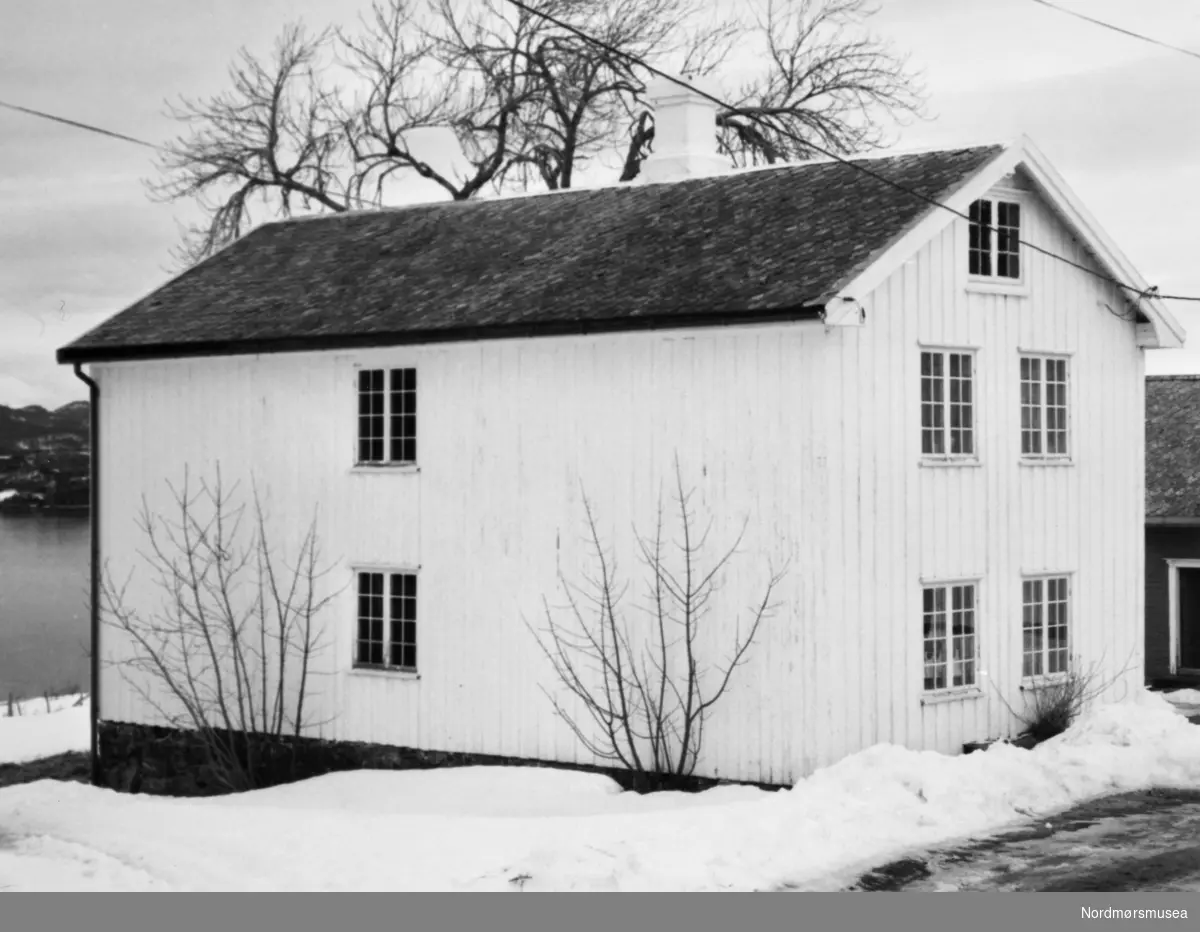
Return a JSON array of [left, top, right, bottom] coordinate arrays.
[[969, 198, 1021, 280]]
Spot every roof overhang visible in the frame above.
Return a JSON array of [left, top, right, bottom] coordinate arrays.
[[819, 135, 1185, 350], [55, 306, 826, 366], [1147, 516, 1200, 528]]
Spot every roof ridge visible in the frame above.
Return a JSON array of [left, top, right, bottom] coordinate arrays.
[[258, 142, 1010, 231]]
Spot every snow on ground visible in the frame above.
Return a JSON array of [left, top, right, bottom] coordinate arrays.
[[1162, 688, 1200, 718], [0, 694, 89, 765], [0, 688, 1199, 891]]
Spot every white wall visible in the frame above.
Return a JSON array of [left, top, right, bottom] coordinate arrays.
[[93, 174, 1147, 784]]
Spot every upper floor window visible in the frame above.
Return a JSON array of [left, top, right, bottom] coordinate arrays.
[[921, 349, 975, 458], [358, 368, 417, 465], [1020, 355, 1069, 458], [969, 198, 1021, 280]]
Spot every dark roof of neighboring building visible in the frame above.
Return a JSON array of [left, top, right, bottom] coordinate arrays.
[[58, 145, 1004, 364], [1147, 375, 1200, 519]]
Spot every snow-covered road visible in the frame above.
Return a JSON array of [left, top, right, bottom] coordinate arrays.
[[845, 788, 1200, 892]]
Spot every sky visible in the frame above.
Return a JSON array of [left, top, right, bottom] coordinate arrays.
[[2, 0, 1200, 408]]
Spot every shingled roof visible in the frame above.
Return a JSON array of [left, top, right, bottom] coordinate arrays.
[[1147, 376, 1200, 520], [58, 145, 1004, 364]]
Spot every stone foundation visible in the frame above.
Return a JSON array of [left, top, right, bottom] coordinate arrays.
[[97, 720, 789, 797]]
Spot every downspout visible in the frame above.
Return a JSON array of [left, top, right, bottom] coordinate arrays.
[[72, 362, 100, 786]]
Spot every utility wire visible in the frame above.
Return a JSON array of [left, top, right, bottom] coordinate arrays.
[[0, 99, 164, 151], [3, 9, 1197, 309], [0, 97, 381, 210], [1029, 0, 1200, 63], [500, 0, 1200, 309]]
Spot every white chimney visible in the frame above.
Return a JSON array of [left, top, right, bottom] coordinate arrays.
[[638, 72, 729, 184]]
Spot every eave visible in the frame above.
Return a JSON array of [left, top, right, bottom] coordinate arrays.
[[1146, 516, 1200, 528], [56, 305, 825, 366]]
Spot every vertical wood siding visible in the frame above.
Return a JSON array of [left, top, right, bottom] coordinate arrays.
[[95, 175, 1148, 784]]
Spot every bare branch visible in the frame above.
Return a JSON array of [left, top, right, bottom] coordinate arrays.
[[151, 0, 926, 261], [713, 0, 927, 167], [532, 458, 784, 788], [99, 467, 343, 790]]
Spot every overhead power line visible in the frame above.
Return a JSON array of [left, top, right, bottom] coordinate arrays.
[[0, 97, 382, 210], [4, 12, 1199, 309], [499, 0, 1200, 308], [0, 99, 163, 151], [1029, 0, 1200, 63]]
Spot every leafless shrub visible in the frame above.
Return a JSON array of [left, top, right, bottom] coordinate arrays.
[[527, 459, 787, 791], [994, 650, 1139, 744], [100, 466, 342, 792]]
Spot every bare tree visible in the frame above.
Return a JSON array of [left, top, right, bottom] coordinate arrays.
[[100, 466, 341, 792], [527, 461, 786, 790], [152, 24, 350, 267], [711, 0, 925, 167], [153, 0, 925, 263], [339, 0, 543, 204]]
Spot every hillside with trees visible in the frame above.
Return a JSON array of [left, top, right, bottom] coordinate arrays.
[[0, 401, 90, 512]]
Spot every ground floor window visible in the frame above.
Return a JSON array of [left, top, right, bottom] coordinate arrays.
[[923, 581, 977, 690], [355, 569, 418, 672], [1022, 576, 1069, 677]]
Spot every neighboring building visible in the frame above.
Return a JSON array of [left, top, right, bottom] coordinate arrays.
[[58, 77, 1184, 787], [1145, 376, 1200, 688]]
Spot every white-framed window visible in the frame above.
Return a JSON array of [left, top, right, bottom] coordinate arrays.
[[355, 569, 418, 672], [921, 349, 975, 457], [1022, 576, 1069, 678], [357, 368, 417, 465], [969, 198, 1021, 280], [922, 581, 978, 691], [1019, 355, 1069, 457]]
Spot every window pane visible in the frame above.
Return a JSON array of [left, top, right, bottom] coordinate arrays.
[[1020, 357, 1043, 456], [1047, 575, 1069, 675], [1046, 358, 1068, 456], [921, 352, 945, 455], [388, 573, 418, 670], [923, 586, 951, 691], [357, 370, 386, 463], [389, 368, 418, 464], [969, 199, 993, 277], [357, 572, 385, 666], [997, 201, 1020, 279], [948, 353, 973, 456], [1022, 578, 1044, 678]]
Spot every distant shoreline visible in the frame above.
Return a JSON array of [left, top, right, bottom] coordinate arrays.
[[0, 505, 89, 517]]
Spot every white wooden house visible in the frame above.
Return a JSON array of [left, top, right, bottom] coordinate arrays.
[[59, 77, 1184, 787]]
